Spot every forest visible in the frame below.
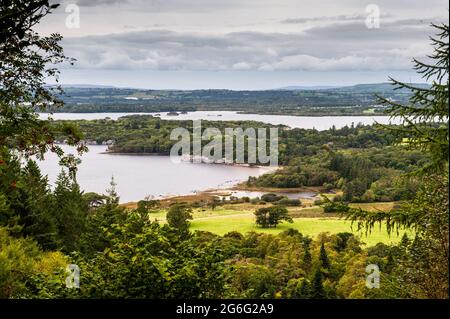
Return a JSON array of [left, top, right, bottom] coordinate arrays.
[[47, 83, 425, 116], [0, 1, 448, 300]]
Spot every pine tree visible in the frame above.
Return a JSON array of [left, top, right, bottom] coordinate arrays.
[[319, 242, 330, 269], [21, 160, 58, 249], [53, 170, 86, 252], [298, 279, 311, 299], [338, 23, 449, 298], [106, 176, 120, 207], [311, 268, 326, 299], [302, 242, 312, 269], [377, 23, 448, 174]]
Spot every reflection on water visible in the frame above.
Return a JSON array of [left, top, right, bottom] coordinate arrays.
[[36, 145, 272, 203]]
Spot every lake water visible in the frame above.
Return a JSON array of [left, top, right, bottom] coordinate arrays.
[[39, 111, 402, 131], [37, 144, 272, 203], [37, 111, 400, 202]]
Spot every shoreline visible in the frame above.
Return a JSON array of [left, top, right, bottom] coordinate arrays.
[[42, 111, 388, 117], [121, 184, 326, 208], [100, 150, 281, 171]]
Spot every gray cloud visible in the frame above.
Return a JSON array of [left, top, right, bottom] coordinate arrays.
[[72, 0, 130, 6], [61, 17, 441, 72], [282, 14, 370, 24]]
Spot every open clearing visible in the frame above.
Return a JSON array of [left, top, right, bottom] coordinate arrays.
[[150, 202, 409, 247], [190, 215, 407, 247]]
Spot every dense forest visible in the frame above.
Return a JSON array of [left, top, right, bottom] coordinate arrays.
[[0, 1, 448, 300]]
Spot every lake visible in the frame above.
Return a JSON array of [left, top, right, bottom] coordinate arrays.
[[37, 144, 272, 203], [37, 111, 399, 202], [39, 111, 402, 130]]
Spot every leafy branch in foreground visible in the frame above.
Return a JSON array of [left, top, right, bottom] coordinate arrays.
[[335, 22, 449, 298], [376, 23, 449, 174], [0, 0, 85, 175]]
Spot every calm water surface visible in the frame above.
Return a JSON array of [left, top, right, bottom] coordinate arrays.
[[39, 111, 401, 131], [37, 145, 271, 203]]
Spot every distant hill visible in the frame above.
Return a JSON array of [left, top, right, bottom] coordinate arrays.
[[42, 82, 428, 115], [332, 82, 430, 93], [277, 82, 430, 92], [46, 84, 118, 89], [276, 85, 343, 91]]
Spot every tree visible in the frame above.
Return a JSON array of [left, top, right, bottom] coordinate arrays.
[[334, 232, 354, 252], [0, 0, 86, 249], [0, 0, 85, 170], [209, 198, 220, 210], [0, 227, 67, 298], [105, 176, 119, 206], [339, 23, 449, 299], [319, 242, 331, 269], [298, 279, 312, 298], [0, 158, 59, 249], [311, 268, 326, 299], [79, 184, 127, 256], [53, 170, 87, 252], [302, 242, 312, 269], [136, 196, 159, 215], [166, 204, 193, 233], [377, 23, 448, 174], [254, 206, 293, 228]]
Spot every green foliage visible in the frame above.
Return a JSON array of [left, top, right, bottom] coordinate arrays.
[[302, 242, 312, 269], [1, 4, 447, 300], [378, 23, 449, 174], [276, 198, 301, 207], [319, 243, 331, 269], [166, 204, 193, 234], [0, 155, 58, 249], [260, 193, 284, 203], [0, 0, 86, 170], [338, 23, 449, 299], [0, 227, 67, 298], [136, 197, 159, 214], [311, 268, 326, 299], [53, 171, 87, 252], [254, 206, 293, 228]]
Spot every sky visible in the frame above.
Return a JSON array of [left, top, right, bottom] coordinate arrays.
[[38, 0, 449, 90]]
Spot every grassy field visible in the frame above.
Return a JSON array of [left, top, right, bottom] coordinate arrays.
[[148, 202, 409, 247], [190, 215, 407, 247]]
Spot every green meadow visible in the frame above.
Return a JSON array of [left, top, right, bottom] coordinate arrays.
[[151, 205, 409, 247], [190, 215, 407, 247]]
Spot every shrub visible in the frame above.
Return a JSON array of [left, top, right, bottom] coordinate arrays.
[[276, 198, 301, 207], [261, 193, 284, 202]]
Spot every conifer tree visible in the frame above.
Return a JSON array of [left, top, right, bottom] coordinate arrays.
[[302, 242, 312, 269], [339, 23, 449, 298], [311, 268, 326, 299], [319, 242, 331, 269], [53, 170, 86, 252], [378, 23, 448, 173], [298, 279, 312, 299]]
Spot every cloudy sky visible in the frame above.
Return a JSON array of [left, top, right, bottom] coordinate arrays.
[[38, 0, 449, 89]]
